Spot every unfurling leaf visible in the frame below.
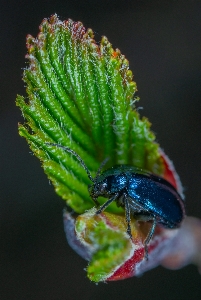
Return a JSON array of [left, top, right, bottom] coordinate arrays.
[[17, 14, 186, 282]]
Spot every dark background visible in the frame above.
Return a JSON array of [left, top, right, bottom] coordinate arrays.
[[1, 0, 201, 299]]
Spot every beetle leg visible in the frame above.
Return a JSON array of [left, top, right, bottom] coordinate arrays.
[[96, 193, 119, 214], [124, 194, 132, 239], [144, 217, 157, 261]]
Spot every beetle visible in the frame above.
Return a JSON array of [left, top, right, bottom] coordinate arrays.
[[46, 143, 185, 259]]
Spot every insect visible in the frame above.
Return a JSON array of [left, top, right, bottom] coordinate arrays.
[[46, 143, 185, 260]]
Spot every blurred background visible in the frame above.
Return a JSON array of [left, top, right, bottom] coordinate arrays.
[[1, 0, 201, 299]]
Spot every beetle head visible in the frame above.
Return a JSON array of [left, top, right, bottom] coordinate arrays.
[[88, 178, 109, 199]]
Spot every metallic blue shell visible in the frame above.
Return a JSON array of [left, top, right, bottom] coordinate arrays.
[[96, 165, 185, 228]]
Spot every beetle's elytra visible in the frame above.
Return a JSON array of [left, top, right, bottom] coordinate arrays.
[[46, 143, 185, 260]]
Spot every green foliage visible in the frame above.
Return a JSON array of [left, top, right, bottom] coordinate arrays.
[[75, 210, 132, 282], [16, 14, 164, 213]]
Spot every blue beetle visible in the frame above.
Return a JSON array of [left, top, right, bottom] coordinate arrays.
[[46, 143, 185, 259]]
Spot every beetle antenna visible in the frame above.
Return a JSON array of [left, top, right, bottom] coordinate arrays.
[[46, 143, 94, 182], [94, 157, 109, 181]]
